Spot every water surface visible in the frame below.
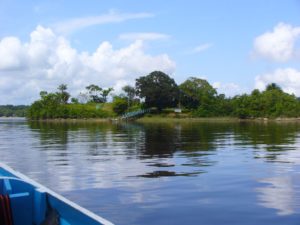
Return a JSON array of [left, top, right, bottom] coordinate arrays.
[[0, 118, 299, 224]]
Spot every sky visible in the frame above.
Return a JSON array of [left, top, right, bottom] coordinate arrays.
[[0, 0, 300, 104]]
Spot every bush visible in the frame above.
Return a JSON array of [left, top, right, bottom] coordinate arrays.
[[112, 97, 128, 115]]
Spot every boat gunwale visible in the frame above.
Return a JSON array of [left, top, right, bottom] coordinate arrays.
[[0, 163, 114, 225]]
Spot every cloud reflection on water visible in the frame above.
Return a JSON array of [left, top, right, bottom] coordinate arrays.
[[256, 176, 299, 216], [256, 143, 300, 216]]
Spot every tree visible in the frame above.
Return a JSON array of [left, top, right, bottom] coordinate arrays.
[[112, 96, 128, 115], [57, 84, 70, 104], [40, 91, 48, 98], [266, 83, 282, 92], [85, 85, 113, 103], [86, 84, 103, 103], [101, 88, 114, 103], [260, 83, 299, 117], [213, 94, 233, 116], [122, 85, 136, 107], [135, 71, 179, 111], [71, 97, 79, 104], [231, 94, 252, 119], [0, 105, 28, 117], [179, 77, 217, 110], [28, 92, 63, 119]]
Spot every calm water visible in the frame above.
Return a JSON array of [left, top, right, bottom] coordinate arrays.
[[0, 118, 300, 225]]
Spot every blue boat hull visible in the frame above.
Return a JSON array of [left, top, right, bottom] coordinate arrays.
[[0, 163, 114, 225]]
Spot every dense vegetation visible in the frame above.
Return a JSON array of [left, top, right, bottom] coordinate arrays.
[[0, 105, 28, 117], [136, 71, 179, 111], [27, 85, 114, 119], [27, 71, 300, 119]]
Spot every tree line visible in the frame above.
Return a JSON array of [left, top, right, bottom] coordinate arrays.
[[27, 71, 300, 119], [0, 105, 28, 117]]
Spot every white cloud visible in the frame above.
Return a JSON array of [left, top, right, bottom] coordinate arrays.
[[253, 23, 300, 62], [0, 26, 176, 104], [119, 32, 170, 41], [213, 82, 246, 97], [53, 10, 154, 34], [255, 68, 300, 95], [112, 80, 131, 95], [0, 37, 26, 70], [192, 43, 213, 53]]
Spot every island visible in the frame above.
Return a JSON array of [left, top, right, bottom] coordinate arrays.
[[26, 71, 300, 120]]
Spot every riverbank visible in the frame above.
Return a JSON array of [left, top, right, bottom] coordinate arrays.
[[23, 115, 300, 124], [136, 116, 239, 123], [27, 118, 113, 123], [136, 116, 300, 123]]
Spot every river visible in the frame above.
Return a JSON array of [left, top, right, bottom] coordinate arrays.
[[0, 118, 299, 224]]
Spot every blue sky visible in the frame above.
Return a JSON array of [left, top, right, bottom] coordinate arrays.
[[0, 0, 300, 104]]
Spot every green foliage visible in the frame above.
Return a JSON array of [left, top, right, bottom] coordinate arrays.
[[212, 94, 233, 116], [266, 83, 282, 92], [181, 81, 300, 119], [112, 97, 128, 115], [136, 71, 179, 111], [27, 84, 114, 119], [86, 84, 103, 103], [65, 104, 113, 118], [0, 105, 29, 117], [122, 85, 136, 106], [57, 84, 70, 104], [231, 86, 300, 118], [26, 72, 300, 120], [71, 97, 79, 104], [101, 88, 114, 103], [180, 77, 217, 109], [28, 100, 114, 119], [85, 84, 113, 103], [179, 77, 231, 117], [127, 103, 142, 112], [27, 92, 65, 119]]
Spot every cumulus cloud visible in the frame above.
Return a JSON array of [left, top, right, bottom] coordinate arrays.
[[0, 37, 26, 70], [253, 23, 300, 62], [213, 82, 246, 97], [0, 26, 176, 104], [53, 11, 154, 34], [119, 32, 170, 41], [255, 68, 300, 95]]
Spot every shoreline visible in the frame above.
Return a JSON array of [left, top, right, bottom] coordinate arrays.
[[18, 116, 300, 123], [26, 118, 113, 123], [136, 116, 300, 123], [136, 116, 239, 123]]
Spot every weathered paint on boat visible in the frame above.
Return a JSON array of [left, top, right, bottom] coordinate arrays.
[[0, 163, 114, 225]]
